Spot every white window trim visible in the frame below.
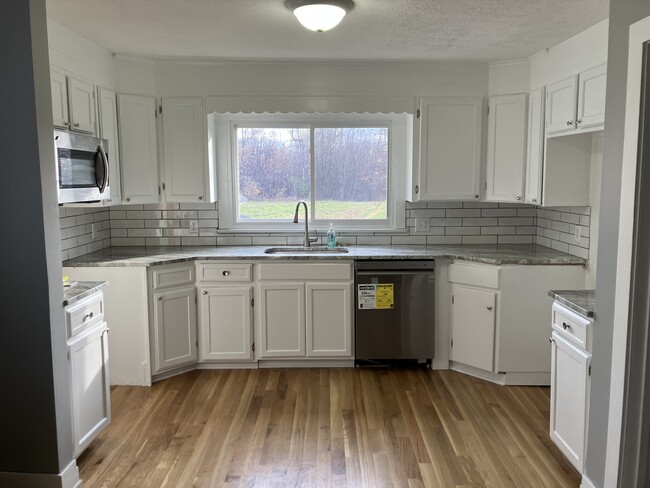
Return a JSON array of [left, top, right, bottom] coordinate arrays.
[[212, 112, 409, 233]]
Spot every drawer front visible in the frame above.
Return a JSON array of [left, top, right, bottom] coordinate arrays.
[[67, 292, 104, 338], [151, 265, 195, 290], [552, 302, 591, 351], [258, 262, 352, 281], [448, 262, 500, 289], [198, 263, 253, 283]]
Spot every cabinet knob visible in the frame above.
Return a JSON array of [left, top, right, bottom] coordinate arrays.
[[475, 194, 479, 199], [549, 337, 555, 343], [64, 121, 69, 126], [126, 197, 131, 202], [562, 322, 571, 330], [487, 306, 493, 311], [158, 296, 163, 301], [74, 122, 80, 128], [577, 119, 582, 125], [202, 291, 208, 295], [516, 196, 521, 200], [222, 270, 230, 276], [532, 198, 537, 203], [198, 196, 203, 200], [567, 121, 573, 126]]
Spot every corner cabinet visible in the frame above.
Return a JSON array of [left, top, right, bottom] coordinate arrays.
[[485, 94, 528, 203], [161, 97, 210, 203], [117, 94, 160, 204], [257, 262, 353, 360], [410, 97, 483, 201], [149, 264, 198, 375]]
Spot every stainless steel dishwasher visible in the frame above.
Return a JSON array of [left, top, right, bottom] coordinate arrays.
[[355, 260, 435, 365]]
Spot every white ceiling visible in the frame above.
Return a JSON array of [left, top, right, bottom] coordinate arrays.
[[45, 0, 609, 62]]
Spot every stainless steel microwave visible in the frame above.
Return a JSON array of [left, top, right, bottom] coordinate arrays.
[[55, 130, 110, 204]]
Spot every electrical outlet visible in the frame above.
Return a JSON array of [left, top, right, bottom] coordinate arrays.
[[415, 218, 430, 233], [91, 223, 96, 239], [189, 220, 199, 233], [575, 225, 581, 242]]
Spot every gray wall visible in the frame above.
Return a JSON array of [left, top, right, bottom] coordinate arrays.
[[587, 0, 650, 486], [0, 0, 74, 477]]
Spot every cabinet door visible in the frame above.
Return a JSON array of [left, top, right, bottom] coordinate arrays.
[[258, 283, 305, 358], [162, 97, 206, 203], [550, 331, 590, 472], [69, 322, 111, 457], [97, 87, 121, 204], [152, 286, 198, 372], [451, 284, 496, 372], [577, 64, 607, 129], [199, 286, 253, 361], [68, 75, 96, 134], [525, 87, 545, 205], [50, 67, 69, 129], [306, 282, 352, 357], [117, 94, 159, 204], [414, 97, 482, 201], [486, 94, 527, 203], [546, 75, 578, 135]]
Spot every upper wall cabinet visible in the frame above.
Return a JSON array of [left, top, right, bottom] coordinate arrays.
[[525, 87, 545, 205], [97, 87, 121, 205], [485, 94, 528, 203], [546, 64, 607, 137], [410, 97, 483, 201], [161, 97, 210, 203], [50, 67, 96, 135], [117, 94, 159, 204]]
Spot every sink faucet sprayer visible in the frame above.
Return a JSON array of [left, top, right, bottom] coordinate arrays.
[[293, 200, 318, 247]]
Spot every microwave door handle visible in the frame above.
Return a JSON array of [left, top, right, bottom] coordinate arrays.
[[97, 145, 109, 193]]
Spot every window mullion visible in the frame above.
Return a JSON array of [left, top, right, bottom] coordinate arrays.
[[309, 125, 316, 224]]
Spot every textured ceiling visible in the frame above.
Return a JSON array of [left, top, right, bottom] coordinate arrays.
[[45, 0, 609, 62]]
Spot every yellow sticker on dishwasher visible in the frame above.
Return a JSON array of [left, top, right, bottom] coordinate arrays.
[[358, 284, 394, 309]]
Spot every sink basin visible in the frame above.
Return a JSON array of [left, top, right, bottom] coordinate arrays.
[[264, 246, 349, 254]]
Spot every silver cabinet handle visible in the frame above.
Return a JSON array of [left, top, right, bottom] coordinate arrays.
[[562, 322, 571, 330], [532, 198, 537, 203], [198, 196, 203, 200], [577, 119, 582, 124], [516, 196, 521, 200], [74, 122, 80, 128], [222, 270, 230, 276], [549, 337, 555, 343], [202, 291, 208, 295], [567, 121, 573, 126], [82, 312, 94, 322], [414, 185, 419, 194], [487, 306, 493, 311]]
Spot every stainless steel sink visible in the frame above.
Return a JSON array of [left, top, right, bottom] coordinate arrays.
[[264, 246, 349, 254]]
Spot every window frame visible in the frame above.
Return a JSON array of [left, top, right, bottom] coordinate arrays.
[[214, 112, 408, 233]]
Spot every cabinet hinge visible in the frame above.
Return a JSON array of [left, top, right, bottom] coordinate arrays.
[[452, 295, 455, 305], [451, 339, 454, 348], [416, 109, 420, 119], [159, 105, 162, 114], [487, 105, 490, 115], [251, 298, 255, 307], [158, 186, 161, 196], [485, 181, 488, 191], [252, 342, 255, 352], [195, 295, 197, 304], [162, 182, 166, 191], [196, 339, 198, 348], [589, 364, 592, 376]]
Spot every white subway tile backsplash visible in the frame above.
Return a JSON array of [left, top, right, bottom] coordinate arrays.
[[446, 209, 480, 218], [462, 235, 498, 245]]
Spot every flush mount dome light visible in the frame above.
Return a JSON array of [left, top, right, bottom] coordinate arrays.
[[286, 0, 354, 32]]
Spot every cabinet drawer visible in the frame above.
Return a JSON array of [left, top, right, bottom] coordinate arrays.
[[448, 262, 500, 289], [552, 302, 591, 351], [258, 262, 352, 281], [66, 292, 104, 338], [151, 265, 194, 290], [197, 263, 252, 283]]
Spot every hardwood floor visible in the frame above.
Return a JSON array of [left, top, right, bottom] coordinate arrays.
[[78, 368, 580, 487]]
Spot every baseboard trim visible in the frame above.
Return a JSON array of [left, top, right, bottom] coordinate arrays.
[[258, 359, 354, 368], [196, 361, 258, 370], [450, 362, 550, 386], [0, 460, 80, 488], [580, 475, 597, 488]]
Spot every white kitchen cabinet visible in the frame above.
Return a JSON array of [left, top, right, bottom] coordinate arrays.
[[450, 284, 496, 371], [117, 94, 159, 204], [410, 97, 483, 201], [447, 261, 585, 384], [97, 87, 121, 204], [306, 283, 353, 357], [50, 67, 69, 129], [50, 67, 96, 135], [198, 286, 253, 361], [69, 321, 110, 457], [524, 87, 545, 205], [161, 97, 208, 203], [486, 94, 528, 203], [257, 262, 353, 360], [546, 64, 607, 137]]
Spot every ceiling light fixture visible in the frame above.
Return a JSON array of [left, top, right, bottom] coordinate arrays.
[[286, 0, 354, 32]]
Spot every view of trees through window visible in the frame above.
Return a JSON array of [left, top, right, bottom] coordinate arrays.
[[236, 126, 388, 221]]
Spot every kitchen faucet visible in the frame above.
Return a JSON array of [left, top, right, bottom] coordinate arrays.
[[293, 200, 318, 247]]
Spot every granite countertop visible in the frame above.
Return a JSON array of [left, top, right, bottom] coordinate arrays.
[[63, 280, 108, 306], [63, 244, 586, 268], [548, 289, 595, 318]]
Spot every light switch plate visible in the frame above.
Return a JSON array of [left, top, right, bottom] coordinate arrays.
[[189, 220, 199, 233], [415, 218, 430, 233], [575, 225, 581, 241]]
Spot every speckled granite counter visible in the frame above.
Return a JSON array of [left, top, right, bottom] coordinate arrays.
[[63, 280, 108, 306], [548, 290, 595, 318], [63, 244, 586, 268]]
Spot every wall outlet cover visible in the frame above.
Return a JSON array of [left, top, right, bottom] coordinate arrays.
[[189, 220, 199, 233], [415, 218, 430, 233]]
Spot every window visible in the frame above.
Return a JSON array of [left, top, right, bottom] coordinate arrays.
[[214, 113, 408, 232]]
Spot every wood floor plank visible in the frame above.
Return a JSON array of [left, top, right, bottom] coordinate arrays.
[[78, 368, 580, 488]]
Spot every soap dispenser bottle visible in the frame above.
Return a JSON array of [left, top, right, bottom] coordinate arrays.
[[327, 223, 336, 248]]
